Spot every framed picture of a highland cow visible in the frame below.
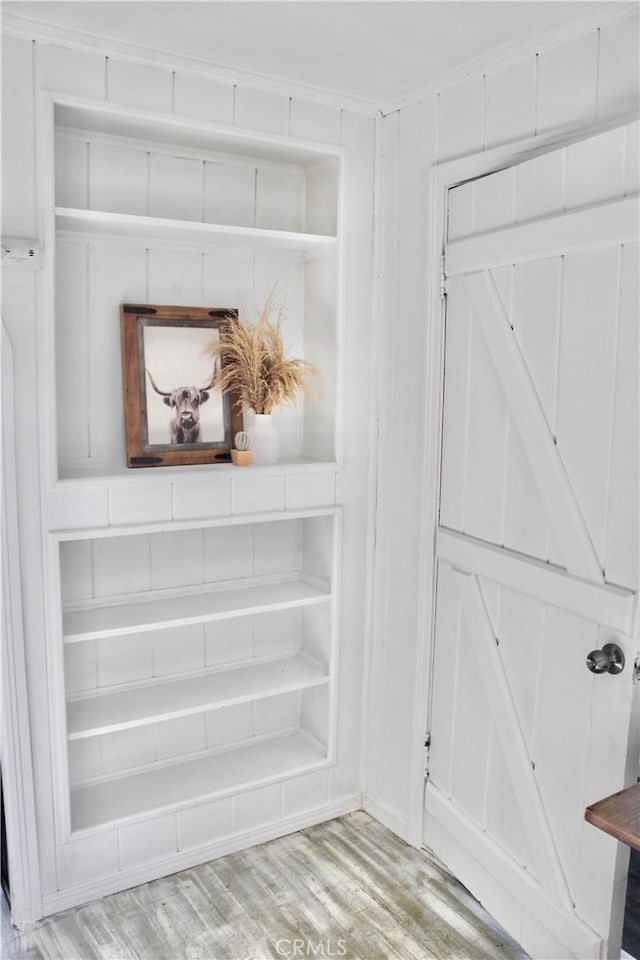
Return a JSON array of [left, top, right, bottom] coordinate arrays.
[[120, 304, 243, 468]]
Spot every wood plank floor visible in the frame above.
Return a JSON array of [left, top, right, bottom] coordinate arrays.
[[2, 812, 527, 959]]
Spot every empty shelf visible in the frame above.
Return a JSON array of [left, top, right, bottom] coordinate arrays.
[[56, 208, 337, 254], [71, 732, 327, 831], [64, 579, 330, 642], [68, 654, 328, 739]]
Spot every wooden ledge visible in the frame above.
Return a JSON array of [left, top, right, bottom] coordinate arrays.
[[585, 783, 640, 852]]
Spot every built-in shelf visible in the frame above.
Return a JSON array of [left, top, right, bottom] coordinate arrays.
[[67, 654, 328, 740], [63, 578, 331, 643], [70, 731, 327, 831], [56, 207, 337, 255]]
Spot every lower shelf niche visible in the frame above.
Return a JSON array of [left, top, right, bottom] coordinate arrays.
[[70, 717, 328, 832]]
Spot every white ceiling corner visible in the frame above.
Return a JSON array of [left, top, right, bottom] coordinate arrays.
[[1, 1, 633, 110]]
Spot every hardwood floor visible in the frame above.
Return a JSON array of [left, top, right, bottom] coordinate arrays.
[[2, 812, 527, 959]]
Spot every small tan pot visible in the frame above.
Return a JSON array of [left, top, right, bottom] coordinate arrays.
[[231, 449, 253, 466]]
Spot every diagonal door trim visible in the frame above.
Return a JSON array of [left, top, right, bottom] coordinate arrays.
[[451, 567, 574, 911], [460, 270, 603, 583]]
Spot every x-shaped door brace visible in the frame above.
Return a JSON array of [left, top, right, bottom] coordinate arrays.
[[459, 270, 603, 583]]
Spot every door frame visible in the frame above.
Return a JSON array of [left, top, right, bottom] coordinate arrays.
[[1, 322, 43, 925], [408, 107, 640, 848]]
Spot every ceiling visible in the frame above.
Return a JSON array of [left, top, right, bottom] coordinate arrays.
[[3, 1, 615, 105]]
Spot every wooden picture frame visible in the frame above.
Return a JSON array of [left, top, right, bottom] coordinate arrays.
[[120, 303, 243, 468]]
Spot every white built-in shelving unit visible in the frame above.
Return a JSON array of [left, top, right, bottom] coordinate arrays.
[[43, 96, 344, 843], [52, 99, 342, 483], [59, 513, 338, 834]]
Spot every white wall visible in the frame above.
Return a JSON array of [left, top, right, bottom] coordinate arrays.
[[365, 6, 640, 839], [1, 25, 375, 920]]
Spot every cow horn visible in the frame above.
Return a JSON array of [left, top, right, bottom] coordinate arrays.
[[200, 358, 219, 392], [145, 369, 171, 397]]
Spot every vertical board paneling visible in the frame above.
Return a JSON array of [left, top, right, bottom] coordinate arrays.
[[575, 621, 634, 934], [363, 105, 398, 800], [92, 534, 150, 597], [89, 142, 148, 215], [533, 607, 597, 909], [283, 769, 330, 816], [513, 150, 564, 223], [55, 135, 87, 208], [449, 611, 491, 826], [149, 528, 204, 590], [564, 126, 626, 210], [255, 167, 305, 232], [256, 691, 300, 736], [206, 702, 253, 746], [147, 248, 203, 304], [203, 525, 253, 583], [36, 41, 106, 99], [118, 815, 178, 870], [291, 99, 342, 144], [155, 714, 207, 760], [301, 251, 337, 461], [153, 624, 205, 677], [87, 244, 146, 470], [484, 57, 536, 148], [56, 239, 90, 467], [597, 11, 640, 117], [97, 633, 153, 687], [65, 642, 98, 695], [149, 153, 203, 222], [428, 565, 461, 797], [605, 241, 639, 588], [67, 737, 102, 782], [472, 168, 515, 234], [2, 35, 35, 234], [512, 258, 561, 432], [205, 618, 253, 667], [107, 60, 172, 112], [233, 784, 282, 833], [437, 77, 483, 161], [57, 833, 119, 888], [254, 609, 299, 658], [624, 122, 640, 195], [235, 87, 289, 136], [202, 251, 253, 308], [503, 423, 553, 562], [178, 797, 233, 849], [438, 283, 471, 531], [556, 247, 620, 567], [305, 158, 339, 236], [253, 521, 299, 576], [463, 312, 508, 543], [536, 31, 598, 132], [101, 726, 154, 774], [204, 161, 255, 227], [59, 540, 93, 603], [173, 72, 234, 126], [380, 99, 437, 816]]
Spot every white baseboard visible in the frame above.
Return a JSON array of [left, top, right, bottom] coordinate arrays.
[[41, 794, 361, 918], [362, 793, 410, 843]]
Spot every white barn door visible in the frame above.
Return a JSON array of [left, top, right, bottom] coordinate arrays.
[[424, 124, 639, 959]]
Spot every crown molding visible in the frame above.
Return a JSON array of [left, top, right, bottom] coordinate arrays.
[[0, 9, 379, 116], [1, 2, 635, 121], [379, 1, 636, 115]]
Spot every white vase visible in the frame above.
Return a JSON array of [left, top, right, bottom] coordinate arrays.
[[250, 413, 279, 465]]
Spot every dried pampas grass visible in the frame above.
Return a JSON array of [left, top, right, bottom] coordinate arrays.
[[207, 294, 320, 415]]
